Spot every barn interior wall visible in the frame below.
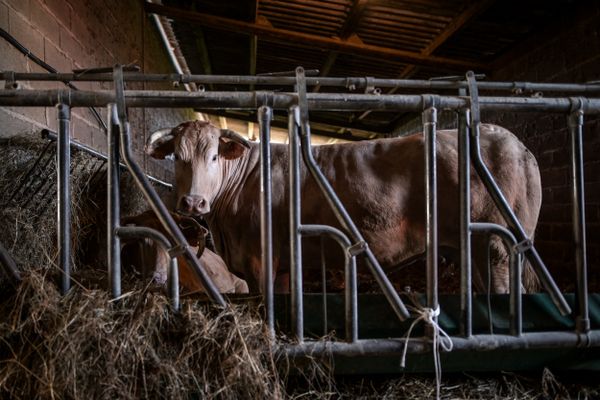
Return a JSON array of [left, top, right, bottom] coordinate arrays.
[[483, 5, 600, 289], [0, 0, 193, 184]]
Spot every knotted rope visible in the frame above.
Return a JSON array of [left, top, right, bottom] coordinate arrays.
[[400, 302, 453, 400]]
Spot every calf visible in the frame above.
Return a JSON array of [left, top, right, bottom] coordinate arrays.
[[122, 210, 248, 294]]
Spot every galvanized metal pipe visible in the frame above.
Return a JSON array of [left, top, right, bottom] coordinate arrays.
[[107, 105, 121, 298], [288, 106, 304, 342], [300, 224, 358, 343], [116, 226, 180, 310], [4, 71, 600, 93], [258, 105, 275, 337], [109, 65, 226, 307], [290, 67, 411, 322], [458, 108, 472, 337], [3, 90, 600, 114], [471, 223, 522, 336], [57, 103, 71, 295], [423, 102, 438, 320], [466, 72, 571, 316], [568, 102, 590, 333], [282, 330, 600, 357]]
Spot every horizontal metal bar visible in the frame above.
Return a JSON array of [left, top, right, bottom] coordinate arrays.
[[282, 330, 600, 357], [2, 89, 600, 113], [41, 129, 172, 189], [3, 71, 600, 93]]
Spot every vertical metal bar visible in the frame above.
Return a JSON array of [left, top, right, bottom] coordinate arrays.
[[568, 105, 590, 333], [258, 105, 275, 337], [289, 106, 304, 342], [169, 257, 180, 311], [345, 244, 358, 343], [295, 67, 409, 321], [458, 108, 472, 337], [112, 67, 225, 307], [466, 71, 571, 316], [510, 251, 522, 336], [423, 104, 438, 315], [321, 236, 328, 337], [57, 103, 71, 295], [107, 104, 121, 298]]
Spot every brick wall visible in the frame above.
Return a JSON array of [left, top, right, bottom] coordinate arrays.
[[483, 4, 600, 288], [0, 0, 195, 183]]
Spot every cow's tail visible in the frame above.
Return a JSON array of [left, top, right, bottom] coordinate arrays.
[[522, 234, 540, 293]]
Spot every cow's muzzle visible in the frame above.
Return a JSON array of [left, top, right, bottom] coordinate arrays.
[[178, 195, 210, 216]]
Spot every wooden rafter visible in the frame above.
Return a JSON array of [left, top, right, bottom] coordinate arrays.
[[358, 0, 495, 122], [144, 2, 485, 70], [397, 0, 496, 80], [314, 0, 368, 93]]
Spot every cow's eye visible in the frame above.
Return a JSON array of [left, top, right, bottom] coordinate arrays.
[[212, 155, 217, 162]]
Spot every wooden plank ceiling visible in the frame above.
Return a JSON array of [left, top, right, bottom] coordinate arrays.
[[145, 0, 581, 140]]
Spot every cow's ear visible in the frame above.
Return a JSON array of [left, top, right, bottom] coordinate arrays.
[[146, 128, 176, 159], [218, 129, 250, 160]]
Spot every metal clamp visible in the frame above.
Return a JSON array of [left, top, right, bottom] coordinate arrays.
[[3, 71, 19, 90], [513, 238, 533, 254], [295, 66, 310, 137], [421, 94, 439, 111], [255, 90, 275, 109], [167, 243, 189, 258], [466, 71, 481, 128], [347, 240, 368, 257]]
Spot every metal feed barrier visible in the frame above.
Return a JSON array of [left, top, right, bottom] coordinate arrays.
[[0, 67, 599, 373]]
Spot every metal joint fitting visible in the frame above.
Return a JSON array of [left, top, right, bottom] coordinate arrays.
[[347, 241, 368, 257], [513, 238, 533, 254], [168, 243, 188, 258]]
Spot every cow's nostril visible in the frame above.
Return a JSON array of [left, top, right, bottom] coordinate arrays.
[[199, 198, 206, 207]]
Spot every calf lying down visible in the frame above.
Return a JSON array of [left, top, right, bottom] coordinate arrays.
[[121, 210, 248, 294]]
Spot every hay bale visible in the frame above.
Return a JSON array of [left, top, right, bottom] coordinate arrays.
[[0, 133, 173, 283]]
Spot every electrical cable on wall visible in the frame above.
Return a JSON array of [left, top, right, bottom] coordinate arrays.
[[0, 27, 108, 134]]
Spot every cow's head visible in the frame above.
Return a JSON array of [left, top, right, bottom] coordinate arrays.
[[146, 120, 250, 216]]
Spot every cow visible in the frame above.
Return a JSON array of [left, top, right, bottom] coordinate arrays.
[[145, 120, 541, 294], [122, 210, 248, 294]]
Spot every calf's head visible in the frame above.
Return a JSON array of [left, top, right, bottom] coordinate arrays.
[[146, 120, 250, 216]]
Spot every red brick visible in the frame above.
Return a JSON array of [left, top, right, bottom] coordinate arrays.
[[8, 9, 44, 58], [30, 0, 59, 46], [59, 27, 84, 61], [0, 2, 8, 31], [5, 0, 30, 18], [44, 39, 72, 73], [42, 0, 70, 29]]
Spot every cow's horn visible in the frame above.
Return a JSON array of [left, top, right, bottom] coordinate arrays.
[[220, 129, 251, 148], [145, 128, 174, 158]]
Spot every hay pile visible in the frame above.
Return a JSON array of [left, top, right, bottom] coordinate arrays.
[[0, 270, 284, 399]]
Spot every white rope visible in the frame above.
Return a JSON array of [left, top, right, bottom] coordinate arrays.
[[400, 304, 453, 400]]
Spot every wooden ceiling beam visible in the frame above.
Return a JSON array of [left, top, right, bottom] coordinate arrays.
[[144, 2, 486, 70], [314, 0, 368, 92]]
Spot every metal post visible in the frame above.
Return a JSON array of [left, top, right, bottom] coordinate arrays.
[[300, 224, 358, 343], [423, 102, 438, 316], [116, 226, 180, 311], [294, 67, 410, 321], [107, 104, 121, 298], [258, 105, 275, 337], [471, 223, 522, 336], [321, 236, 328, 337], [111, 66, 225, 307], [458, 107, 472, 337], [568, 101, 590, 333], [465, 71, 571, 316], [289, 106, 304, 342], [57, 103, 71, 295]]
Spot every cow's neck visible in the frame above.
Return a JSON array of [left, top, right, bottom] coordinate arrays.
[[211, 144, 258, 219]]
